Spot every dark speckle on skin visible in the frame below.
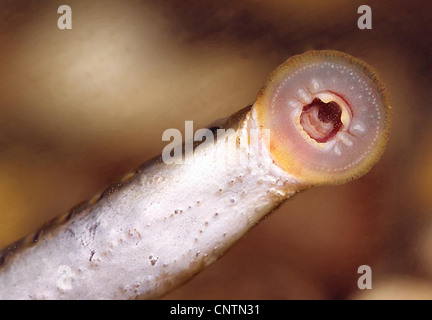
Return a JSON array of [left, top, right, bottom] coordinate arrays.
[[89, 250, 95, 262], [149, 255, 159, 266], [88, 222, 100, 240]]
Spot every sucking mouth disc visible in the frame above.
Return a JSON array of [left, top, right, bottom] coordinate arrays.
[[254, 50, 391, 185]]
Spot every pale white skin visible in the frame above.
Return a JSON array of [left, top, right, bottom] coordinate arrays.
[[0, 108, 301, 299], [0, 51, 389, 299]]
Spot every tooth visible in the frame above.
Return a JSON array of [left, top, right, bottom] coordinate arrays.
[[288, 99, 301, 109], [338, 132, 353, 147], [333, 144, 342, 156], [322, 139, 336, 151], [297, 89, 312, 104], [310, 78, 321, 92], [350, 121, 366, 135]]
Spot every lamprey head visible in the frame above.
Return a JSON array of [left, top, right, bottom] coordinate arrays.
[[254, 50, 391, 185]]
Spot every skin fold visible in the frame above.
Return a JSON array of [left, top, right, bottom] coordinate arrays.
[[0, 50, 390, 299]]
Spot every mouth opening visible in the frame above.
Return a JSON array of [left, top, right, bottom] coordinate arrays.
[[300, 98, 343, 143]]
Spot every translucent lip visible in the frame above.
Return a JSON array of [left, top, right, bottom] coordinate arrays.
[[294, 90, 353, 148], [300, 102, 338, 142]]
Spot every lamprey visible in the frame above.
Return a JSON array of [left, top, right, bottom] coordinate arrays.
[[0, 50, 390, 299]]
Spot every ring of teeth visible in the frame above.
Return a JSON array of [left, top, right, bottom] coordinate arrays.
[[287, 78, 365, 156]]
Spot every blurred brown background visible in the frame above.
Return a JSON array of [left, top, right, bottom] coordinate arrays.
[[0, 0, 431, 299]]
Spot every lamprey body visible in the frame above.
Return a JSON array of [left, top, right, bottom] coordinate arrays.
[[0, 51, 390, 299]]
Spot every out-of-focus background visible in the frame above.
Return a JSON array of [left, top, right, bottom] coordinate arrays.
[[0, 0, 431, 299]]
